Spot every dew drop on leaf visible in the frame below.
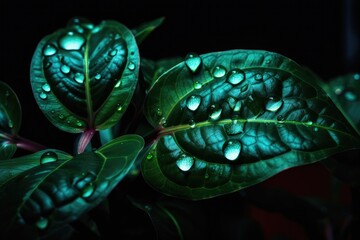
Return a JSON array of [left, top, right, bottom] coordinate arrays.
[[115, 80, 122, 88], [116, 104, 123, 111], [59, 31, 85, 51], [60, 65, 71, 74], [277, 115, 285, 123], [146, 152, 153, 160], [209, 107, 222, 121], [41, 83, 51, 93], [81, 184, 95, 198], [39, 92, 48, 100], [223, 140, 242, 161], [354, 73, 360, 80], [74, 73, 85, 84], [128, 62, 136, 71], [265, 97, 283, 112], [189, 119, 196, 128], [108, 49, 118, 57], [36, 217, 48, 230], [186, 95, 202, 111], [344, 91, 357, 101], [176, 154, 194, 171], [227, 69, 245, 85], [254, 73, 263, 81], [43, 44, 57, 57], [212, 66, 227, 78], [8, 120, 13, 128], [194, 81, 202, 89], [40, 151, 58, 164], [94, 73, 101, 80], [58, 114, 64, 120], [44, 62, 52, 69], [185, 52, 202, 73]]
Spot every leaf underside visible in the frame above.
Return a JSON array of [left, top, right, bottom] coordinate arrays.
[[142, 50, 360, 200], [0, 134, 144, 238], [30, 18, 139, 133]]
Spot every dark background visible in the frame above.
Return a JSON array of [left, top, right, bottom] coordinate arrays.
[[1, 0, 359, 239]]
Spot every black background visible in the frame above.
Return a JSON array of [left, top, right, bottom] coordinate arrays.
[[1, 0, 359, 239]]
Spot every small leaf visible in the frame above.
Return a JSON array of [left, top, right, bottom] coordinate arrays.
[[141, 57, 183, 89], [0, 81, 21, 160], [142, 50, 360, 200], [132, 17, 165, 44], [30, 18, 140, 133], [0, 134, 144, 238]]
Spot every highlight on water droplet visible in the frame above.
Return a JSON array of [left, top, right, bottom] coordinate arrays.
[[95, 73, 101, 80], [212, 66, 227, 78], [227, 69, 245, 85], [223, 140, 242, 161], [82, 184, 95, 198], [76, 121, 83, 127], [74, 73, 85, 84], [277, 115, 285, 123], [188, 119, 196, 128], [40, 151, 58, 164], [344, 90, 357, 101], [36, 217, 48, 230], [58, 114, 65, 120], [254, 73, 263, 81], [43, 44, 57, 57], [41, 83, 51, 93], [194, 81, 202, 89], [116, 103, 123, 111], [109, 49, 118, 57], [156, 108, 163, 117], [334, 86, 343, 95], [186, 95, 202, 111], [39, 92, 48, 100], [265, 97, 283, 112], [146, 152, 153, 160], [60, 65, 71, 74], [59, 31, 85, 50], [185, 52, 202, 73], [176, 154, 194, 171], [209, 107, 222, 121], [128, 62, 136, 71], [115, 80, 122, 88]]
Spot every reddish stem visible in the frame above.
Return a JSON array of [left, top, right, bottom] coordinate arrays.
[[77, 128, 96, 154]]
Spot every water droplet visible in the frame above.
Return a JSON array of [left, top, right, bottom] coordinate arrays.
[[188, 119, 196, 128], [109, 49, 117, 57], [227, 69, 245, 85], [59, 32, 85, 50], [223, 140, 242, 161], [225, 121, 243, 135], [40, 151, 58, 164], [212, 66, 227, 78], [306, 121, 313, 125], [60, 65, 71, 74], [314, 127, 319, 132], [76, 121, 83, 127], [265, 97, 283, 112], [44, 62, 52, 69], [116, 104, 122, 111], [41, 83, 51, 92], [39, 92, 47, 100], [115, 80, 122, 88], [74, 73, 85, 83], [74, 25, 84, 33], [128, 62, 136, 71], [176, 154, 194, 171], [354, 73, 360, 80], [344, 91, 357, 101], [209, 107, 222, 121], [204, 173, 209, 179], [156, 108, 163, 117], [334, 87, 343, 95], [277, 115, 285, 123], [81, 184, 94, 198], [159, 117, 167, 126], [240, 84, 249, 93], [254, 73, 263, 81], [43, 44, 57, 56], [95, 73, 101, 80], [146, 153, 153, 160], [234, 101, 242, 112], [194, 81, 202, 89], [58, 114, 64, 120], [8, 120, 13, 128], [186, 95, 202, 111], [36, 217, 48, 230], [144, 205, 152, 211], [185, 53, 202, 73]]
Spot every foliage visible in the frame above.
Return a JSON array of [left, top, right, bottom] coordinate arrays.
[[0, 17, 359, 239]]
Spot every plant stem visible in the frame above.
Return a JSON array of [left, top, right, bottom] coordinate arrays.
[[14, 135, 47, 152], [77, 128, 96, 154]]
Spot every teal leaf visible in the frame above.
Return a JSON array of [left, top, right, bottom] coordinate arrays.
[[0, 134, 144, 238], [142, 50, 360, 200], [0, 81, 21, 160], [132, 17, 165, 44], [30, 18, 140, 133]]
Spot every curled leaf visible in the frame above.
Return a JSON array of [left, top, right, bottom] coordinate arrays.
[[132, 17, 165, 44], [142, 50, 360, 200]]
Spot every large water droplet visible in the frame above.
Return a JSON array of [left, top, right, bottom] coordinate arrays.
[[60, 65, 71, 74], [59, 32, 85, 50], [45, 62, 52, 69], [209, 106, 222, 121], [265, 97, 283, 112], [40, 151, 58, 164], [188, 119, 196, 128], [227, 69, 245, 85], [41, 83, 51, 93], [109, 49, 118, 57], [95, 73, 101, 80], [128, 62, 136, 71], [82, 184, 95, 198], [43, 44, 57, 56], [36, 217, 48, 230], [39, 92, 47, 100], [186, 95, 202, 111], [74, 73, 85, 83], [223, 140, 242, 161], [212, 66, 226, 78], [176, 154, 194, 171], [344, 91, 357, 101], [185, 53, 202, 73], [354, 73, 360, 80]]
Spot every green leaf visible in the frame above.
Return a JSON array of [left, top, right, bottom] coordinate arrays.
[[30, 18, 140, 133], [141, 50, 360, 200], [141, 57, 183, 89], [0, 81, 21, 160], [132, 17, 165, 44], [0, 149, 72, 188], [0, 134, 144, 238]]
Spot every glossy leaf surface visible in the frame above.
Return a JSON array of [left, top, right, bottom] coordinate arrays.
[[142, 50, 360, 200], [0, 134, 144, 238], [132, 17, 165, 44], [30, 18, 139, 133], [0, 81, 21, 160]]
